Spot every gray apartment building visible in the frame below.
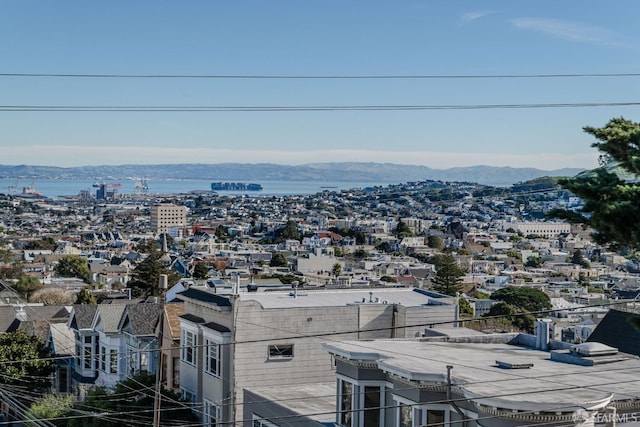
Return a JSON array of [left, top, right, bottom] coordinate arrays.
[[177, 286, 458, 426]]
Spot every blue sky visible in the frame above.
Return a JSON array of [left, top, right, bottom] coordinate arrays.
[[1, 1, 639, 170]]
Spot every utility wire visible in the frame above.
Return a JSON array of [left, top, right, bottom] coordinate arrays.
[[0, 298, 633, 367], [0, 101, 639, 112], [2, 72, 640, 79]]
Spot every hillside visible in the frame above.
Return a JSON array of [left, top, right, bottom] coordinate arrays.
[[0, 163, 584, 186]]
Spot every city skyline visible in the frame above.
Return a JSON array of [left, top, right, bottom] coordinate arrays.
[[1, 1, 639, 169]]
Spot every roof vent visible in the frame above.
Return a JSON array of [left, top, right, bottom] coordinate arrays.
[[571, 342, 618, 357], [496, 360, 534, 369]]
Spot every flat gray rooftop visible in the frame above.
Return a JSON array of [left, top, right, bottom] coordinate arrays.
[[237, 288, 448, 309], [324, 339, 640, 411], [245, 382, 335, 424]]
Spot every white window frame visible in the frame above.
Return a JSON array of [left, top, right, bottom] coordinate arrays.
[[337, 375, 390, 427], [109, 348, 118, 374], [181, 387, 196, 404], [76, 334, 97, 372], [393, 395, 415, 427], [203, 399, 220, 427], [204, 338, 220, 377], [392, 396, 451, 427], [252, 414, 279, 427], [100, 346, 106, 372], [267, 344, 294, 360], [181, 328, 197, 366]]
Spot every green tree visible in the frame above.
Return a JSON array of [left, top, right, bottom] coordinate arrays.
[[375, 241, 392, 253], [14, 275, 44, 300], [270, 252, 288, 267], [136, 238, 160, 254], [192, 262, 209, 280], [55, 255, 91, 283], [549, 118, 640, 250], [395, 219, 413, 238], [352, 249, 368, 260], [490, 286, 552, 312], [75, 287, 97, 304], [571, 249, 590, 268], [427, 235, 445, 250], [431, 253, 465, 296], [276, 220, 301, 242], [128, 252, 181, 297], [0, 330, 54, 393], [459, 297, 474, 317], [215, 224, 228, 240], [331, 262, 342, 278], [67, 372, 198, 427], [26, 394, 74, 426], [24, 237, 56, 251], [525, 256, 542, 268], [485, 301, 536, 332]]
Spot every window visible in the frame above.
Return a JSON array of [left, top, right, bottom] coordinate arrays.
[[205, 339, 220, 377], [363, 386, 381, 427], [398, 403, 412, 427], [268, 344, 293, 359], [181, 388, 196, 404], [204, 400, 220, 427], [425, 410, 445, 427], [84, 344, 92, 369], [141, 352, 148, 372], [338, 378, 387, 427], [100, 346, 106, 372], [172, 357, 180, 388], [339, 379, 353, 426], [128, 350, 137, 375], [181, 329, 196, 364], [110, 349, 118, 374], [252, 415, 279, 427], [410, 405, 449, 427]]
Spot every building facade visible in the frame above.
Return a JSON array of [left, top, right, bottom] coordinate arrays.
[[177, 286, 458, 425], [150, 203, 187, 235], [322, 332, 640, 427]]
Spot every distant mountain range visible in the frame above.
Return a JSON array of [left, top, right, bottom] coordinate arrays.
[[0, 163, 585, 186]]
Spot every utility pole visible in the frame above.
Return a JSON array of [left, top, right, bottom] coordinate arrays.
[[153, 274, 168, 427]]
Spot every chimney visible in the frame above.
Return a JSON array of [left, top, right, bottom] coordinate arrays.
[[535, 319, 552, 350], [232, 274, 240, 296], [158, 274, 168, 291]]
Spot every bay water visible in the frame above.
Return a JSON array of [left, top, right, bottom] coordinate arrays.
[[0, 178, 387, 198]]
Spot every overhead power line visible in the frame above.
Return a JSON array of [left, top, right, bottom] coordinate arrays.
[[0, 101, 639, 112], [2, 72, 640, 79]]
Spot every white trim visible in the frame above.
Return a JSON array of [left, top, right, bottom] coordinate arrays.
[[180, 328, 197, 366], [204, 338, 221, 378], [336, 375, 390, 427], [252, 414, 279, 427], [203, 399, 220, 427]]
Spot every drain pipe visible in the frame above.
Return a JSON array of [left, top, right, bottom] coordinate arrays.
[[447, 365, 469, 427]]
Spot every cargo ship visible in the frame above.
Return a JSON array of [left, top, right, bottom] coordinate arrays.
[[211, 182, 263, 191]]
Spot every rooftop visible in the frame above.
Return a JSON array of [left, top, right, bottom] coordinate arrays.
[[237, 287, 451, 309], [323, 337, 640, 412], [245, 382, 335, 425]]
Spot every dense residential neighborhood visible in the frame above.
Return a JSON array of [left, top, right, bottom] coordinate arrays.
[[1, 177, 640, 426]]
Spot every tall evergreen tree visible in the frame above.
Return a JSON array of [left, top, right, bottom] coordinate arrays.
[[128, 252, 180, 297], [431, 253, 465, 296], [55, 255, 91, 283], [549, 118, 640, 250]]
